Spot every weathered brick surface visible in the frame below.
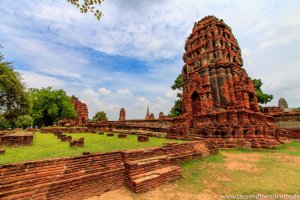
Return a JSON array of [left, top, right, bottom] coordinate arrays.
[[137, 135, 149, 142], [88, 119, 173, 134], [125, 166, 182, 193], [41, 127, 170, 139], [0, 141, 214, 199], [0, 132, 33, 146], [118, 134, 127, 138], [0, 149, 5, 154], [265, 111, 300, 139], [122, 141, 214, 192], [58, 96, 88, 126], [119, 108, 126, 121], [166, 16, 288, 148], [61, 135, 72, 142], [0, 152, 124, 200], [285, 130, 300, 139], [69, 138, 84, 147]]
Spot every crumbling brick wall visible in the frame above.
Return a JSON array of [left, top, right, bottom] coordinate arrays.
[[0, 141, 213, 199]]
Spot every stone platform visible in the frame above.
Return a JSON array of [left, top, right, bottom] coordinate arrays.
[[0, 132, 33, 146]]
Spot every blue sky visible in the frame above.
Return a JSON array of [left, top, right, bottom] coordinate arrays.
[[0, 0, 300, 120]]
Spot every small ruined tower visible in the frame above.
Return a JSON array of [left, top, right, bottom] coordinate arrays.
[[149, 113, 155, 120], [159, 112, 165, 120], [119, 108, 126, 121], [145, 105, 150, 119], [145, 106, 155, 120], [71, 96, 89, 125], [278, 97, 289, 111]]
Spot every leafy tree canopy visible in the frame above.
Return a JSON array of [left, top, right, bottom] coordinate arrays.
[[0, 114, 9, 130], [168, 74, 183, 117], [16, 115, 33, 129], [252, 79, 273, 106], [0, 53, 30, 128], [92, 111, 108, 121], [67, 0, 104, 20], [291, 107, 300, 111], [28, 87, 77, 127], [168, 99, 183, 117], [171, 74, 182, 91]]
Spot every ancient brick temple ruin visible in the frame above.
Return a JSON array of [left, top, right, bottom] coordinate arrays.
[[57, 16, 291, 146], [58, 96, 89, 126], [278, 97, 289, 111], [167, 16, 287, 148], [72, 96, 89, 125], [119, 108, 126, 121], [262, 98, 300, 140], [145, 106, 155, 120]]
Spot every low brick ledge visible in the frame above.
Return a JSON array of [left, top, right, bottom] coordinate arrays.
[[0, 140, 212, 200]]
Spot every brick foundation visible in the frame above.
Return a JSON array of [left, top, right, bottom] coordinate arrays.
[[0, 132, 33, 146], [286, 130, 300, 140], [0, 141, 214, 199]]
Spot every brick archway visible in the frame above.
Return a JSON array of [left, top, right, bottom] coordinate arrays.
[[191, 91, 201, 115]]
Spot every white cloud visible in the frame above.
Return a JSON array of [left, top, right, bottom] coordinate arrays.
[[116, 88, 132, 95], [166, 89, 179, 100], [19, 70, 64, 89], [80, 88, 120, 119], [134, 97, 150, 109], [98, 87, 112, 95], [1, 0, 300, 116]]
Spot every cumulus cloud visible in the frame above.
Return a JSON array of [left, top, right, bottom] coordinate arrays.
[[116, 88, 132, 95], [98, 87, 112, 95], [81, 88, 120, 119], [0, 0, 300, 118], [20, 70, 65, 89]]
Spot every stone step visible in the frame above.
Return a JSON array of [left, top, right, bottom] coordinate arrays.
[[125, 165, 182, 193], [124, 155, 173, 177], [122, 146, 200, 162], [169, 151, 202, 163]]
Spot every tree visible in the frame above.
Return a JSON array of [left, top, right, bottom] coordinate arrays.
[[0, 114, 9, 130], [16, 115, 33, 129], [252, 79, 273, 106], [168, 74, 183, 117], [67, 0, 104, 20], [28, 87, 77, 127], [168, 99, 183, 117], [92, 111, 107, 121], [0, 53, 30, 128], [291, 107, 300, 111]]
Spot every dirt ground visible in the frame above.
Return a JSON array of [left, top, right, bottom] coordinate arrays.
[[86, 185, 217, 200], [86, 149, 300, 200]]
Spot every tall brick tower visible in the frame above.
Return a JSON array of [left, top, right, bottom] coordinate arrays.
[[167, 16, 287, 148], [119, 108, 126, 121], [182, 16, 259, 114]]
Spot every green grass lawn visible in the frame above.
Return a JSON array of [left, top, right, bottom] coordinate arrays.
[[84, 141, 300, 200], [175, 141, 300, 198], [0, 132, 184, 164]]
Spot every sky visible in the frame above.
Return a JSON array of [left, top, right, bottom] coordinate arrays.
[[0, 0, 300, 120]]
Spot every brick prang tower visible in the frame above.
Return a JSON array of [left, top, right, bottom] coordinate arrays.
[[167, 16, 288, 148]]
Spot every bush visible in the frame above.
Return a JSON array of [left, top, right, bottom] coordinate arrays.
[[16, 115, 33, 129], [0, 115, 10, 130], [92, 111, 108, 121]]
